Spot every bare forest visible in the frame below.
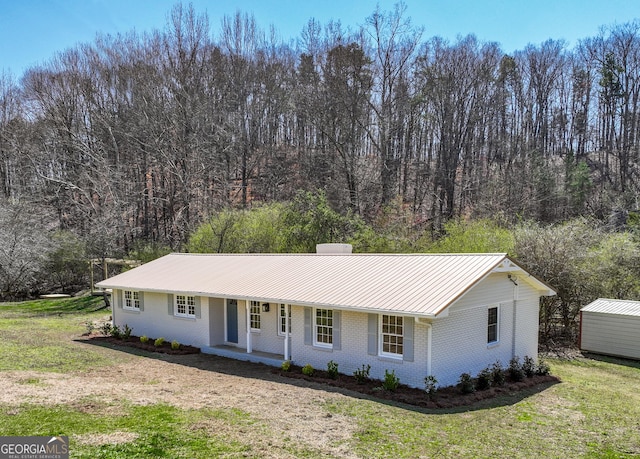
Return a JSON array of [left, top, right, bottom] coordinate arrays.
[[3, 3, 640, 330]]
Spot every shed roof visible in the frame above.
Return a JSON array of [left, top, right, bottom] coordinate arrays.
[[581, 298, 640, 317], [96, 253, 554, 317]]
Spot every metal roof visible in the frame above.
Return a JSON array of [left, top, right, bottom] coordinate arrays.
[[96, 253, 554, 317], [581, 298, 640, 317]]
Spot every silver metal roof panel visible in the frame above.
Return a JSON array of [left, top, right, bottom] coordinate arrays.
[[96, 253, 554, 317]]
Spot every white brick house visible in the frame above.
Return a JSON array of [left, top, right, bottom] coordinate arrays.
[[96, 249, 555, 388]]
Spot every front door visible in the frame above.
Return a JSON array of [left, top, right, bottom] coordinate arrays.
[[226, 299, 238, 343]]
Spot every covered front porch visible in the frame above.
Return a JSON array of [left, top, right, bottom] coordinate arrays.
[[201, 345, 285, 368]]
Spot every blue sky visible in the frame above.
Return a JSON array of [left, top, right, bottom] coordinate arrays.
[[2, 0, 640, 76]]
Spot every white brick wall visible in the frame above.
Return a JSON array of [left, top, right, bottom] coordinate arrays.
[[514, 295, 541, 361], [289, 307, 429, 389], [228, 300, 287, 354], [113, 271, 542, 390], [247, 302, 286, 354], [113, 290, 210, 348], [430, 273, 541, 387], [431, 302, 514, 387]]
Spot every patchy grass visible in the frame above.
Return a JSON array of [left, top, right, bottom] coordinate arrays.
[[0, 402, 336, 458], [324, 357, 640, 458], [0, 403, 255, 458], [0, 296, 126, 372], [1, 298, 640, 458], [0, 295, 107, 317]]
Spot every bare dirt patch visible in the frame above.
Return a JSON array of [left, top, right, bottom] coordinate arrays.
[[85, 334, 559, 410], [75, 431, 139, 446], [1, 341, 362, 458], [0, 337, 557, 458]]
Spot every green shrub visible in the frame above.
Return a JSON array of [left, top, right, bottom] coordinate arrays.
[[508, 356, 525, 382], [302, 364, 314, 376], [110, 325, 122, 339], [281, 360, 291, 372], [382, 369, 400, 391], [522, 355, 536, 377], [476, 367, 492, 390], [424, 375, 438, 398], [422, 218, 515, 254], [140, 335, 149, 344], [122, 324, 133, 340], [100, 322, 112, 336], [491, 361, 505, 386], [84, 321, 95, 335], [171, 340, 180, 350], [154, 337, 165, 347], [327, 360, 339, 379], [458, 373, 475, 394], [536, 357, 551, 376], [353, 364, 371, 384]]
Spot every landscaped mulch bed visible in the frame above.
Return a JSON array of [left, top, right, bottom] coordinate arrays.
[[275, 364, 559, 409], [88, 335, 200, 355], [87, 333, 558, 409]]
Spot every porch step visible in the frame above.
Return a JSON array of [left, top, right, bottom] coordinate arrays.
[[201, 345, 285, 368]]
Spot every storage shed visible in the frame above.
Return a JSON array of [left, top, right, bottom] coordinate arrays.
[[580, 298, 640, 360]]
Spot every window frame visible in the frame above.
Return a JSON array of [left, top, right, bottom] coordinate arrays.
[[175, 294, 196, 318], [249, 300, 261, 331], [313, 308, 333, 348], [278, 303, 291, 336], [123, 290, 140, 311], [487, 305, 499, 345], [379, 314, 404, 358]]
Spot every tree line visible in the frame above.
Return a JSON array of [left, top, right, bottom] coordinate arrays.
[[185, 198, 640, 346], [3, 3, 640, 344], [3, 188, 640, 345], [2, 3, 640, 252]]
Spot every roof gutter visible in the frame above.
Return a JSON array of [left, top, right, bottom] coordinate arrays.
[[97, 284, 439, 319]]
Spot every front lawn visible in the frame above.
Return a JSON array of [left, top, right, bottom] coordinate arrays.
[[1, 297, 639, 458]]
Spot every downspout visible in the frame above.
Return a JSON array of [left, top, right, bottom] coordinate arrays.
[[246, 302, 252, 354], [284, 304, 290, 361], [508, 275, 519, 358], [426, 323, 433, 377]]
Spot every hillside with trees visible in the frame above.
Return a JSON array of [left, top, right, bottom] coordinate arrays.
[[2, 3, 640, 345]]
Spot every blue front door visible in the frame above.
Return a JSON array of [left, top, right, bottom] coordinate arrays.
[[226, 299, 238, 343]]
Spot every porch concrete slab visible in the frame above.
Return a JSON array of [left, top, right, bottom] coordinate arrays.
[[201, 345, 284, 368]]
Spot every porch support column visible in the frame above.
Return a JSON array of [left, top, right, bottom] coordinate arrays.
[[284, 304, 290, 361], [246, 301, 252, 354]]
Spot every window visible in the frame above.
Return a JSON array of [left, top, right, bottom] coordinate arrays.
[[250, 300, 261, 331], [279, 304, 291, 336], [176, 295, 196, 318], [315, 308, 333, 347], [487, 306, 499, 344], [381, 315, 403, 357], [123, 290, 140, 310]]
